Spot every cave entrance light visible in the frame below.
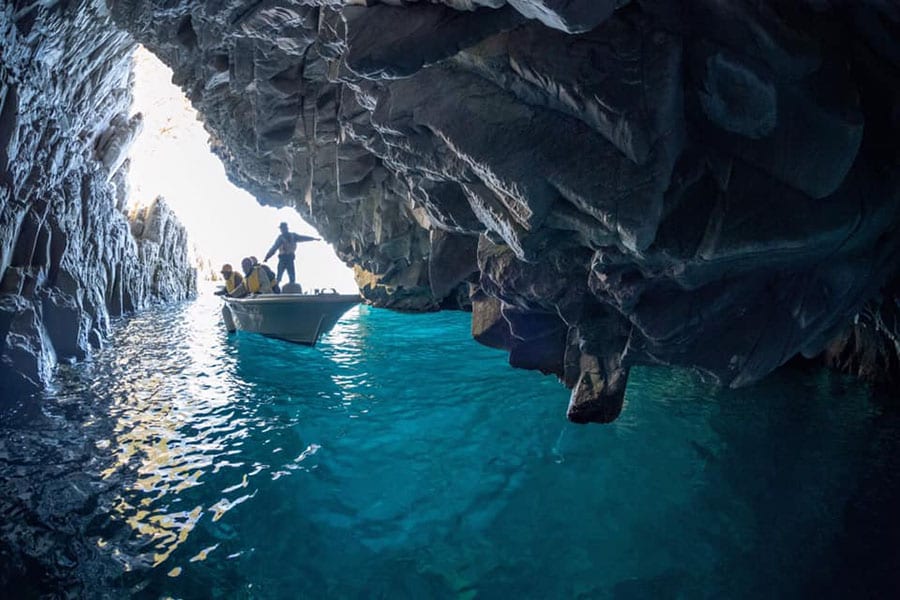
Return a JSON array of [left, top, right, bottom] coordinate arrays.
[[126, 46, 356, 293]]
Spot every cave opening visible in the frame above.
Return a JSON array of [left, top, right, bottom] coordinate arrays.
[[126, 46, 357, 294]]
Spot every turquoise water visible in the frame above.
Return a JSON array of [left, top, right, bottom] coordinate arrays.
[[1, 291, 898, 598]]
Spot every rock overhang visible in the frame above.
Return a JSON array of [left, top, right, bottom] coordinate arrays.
[[10, 0, 900, 420]]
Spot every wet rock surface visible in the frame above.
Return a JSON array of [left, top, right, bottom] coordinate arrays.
[[1, 1, 195, 396], [821, 278, 900, 390], [106, 0, 900, 421], [1, 0, 897, 419]]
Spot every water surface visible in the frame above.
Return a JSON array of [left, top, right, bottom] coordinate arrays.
[[1, 292, 898, 598]]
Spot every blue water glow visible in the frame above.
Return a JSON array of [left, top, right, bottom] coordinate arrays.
[[0, 291, 898, 598]]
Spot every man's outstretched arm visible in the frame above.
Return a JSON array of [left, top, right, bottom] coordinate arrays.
[[292, 233, 320, 243]]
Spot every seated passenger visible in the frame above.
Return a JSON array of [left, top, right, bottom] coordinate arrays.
[[216, 264, 244, 296], [250, 256, 279, 293], [239, 257, 273, 295]]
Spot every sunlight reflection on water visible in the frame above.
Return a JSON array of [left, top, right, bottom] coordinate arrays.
[[1, 290, 898, 598]]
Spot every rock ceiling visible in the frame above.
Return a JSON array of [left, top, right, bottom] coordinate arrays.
[[3, 0, 899, 420]]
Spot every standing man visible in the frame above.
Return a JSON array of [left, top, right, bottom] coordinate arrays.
[[263, 222, 320, 286]]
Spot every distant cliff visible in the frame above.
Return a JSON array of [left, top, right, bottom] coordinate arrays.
[[0, 3, 195, 395]]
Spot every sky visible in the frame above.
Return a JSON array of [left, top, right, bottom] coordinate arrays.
[[127, 47, 358, 293]]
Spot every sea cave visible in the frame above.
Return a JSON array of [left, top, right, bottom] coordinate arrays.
[[1, 0, 899, 596]]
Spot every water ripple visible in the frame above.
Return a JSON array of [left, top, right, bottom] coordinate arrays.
[[1, 290, 898, 598]]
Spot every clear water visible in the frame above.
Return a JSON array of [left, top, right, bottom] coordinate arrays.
[[1, 291, 898, 598]]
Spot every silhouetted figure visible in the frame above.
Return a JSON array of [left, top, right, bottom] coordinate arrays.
[[264, 222, 319, 286]]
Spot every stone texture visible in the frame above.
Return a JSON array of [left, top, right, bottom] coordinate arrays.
[[1, 1, 195, 395], [821, 278, 900, 390], [2, 0, 897, 420], [103, 0, 900, 422]]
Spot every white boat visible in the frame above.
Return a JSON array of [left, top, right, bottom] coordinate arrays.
[[222, 292, 360, 345]]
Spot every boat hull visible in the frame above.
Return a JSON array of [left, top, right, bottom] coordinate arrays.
[[222, 293, 360, 345]]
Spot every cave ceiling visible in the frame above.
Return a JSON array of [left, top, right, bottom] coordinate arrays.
[[104, 0, 900, 420]]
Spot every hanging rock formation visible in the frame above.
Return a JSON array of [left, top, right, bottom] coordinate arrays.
[[106, 0, 900, 422], [0, 2, 195, 395]]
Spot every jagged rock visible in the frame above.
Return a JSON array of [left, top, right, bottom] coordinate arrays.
[[506, 0, 626, 33], [471, 290, 512, 350], [820, 279, 900, 389], [427, 229, 479, 303], [0, 2, 195, 396], [40, 289, 88, 361], [567, 356, 629, 425], [129, 196, 195, 303], [94, 112, 143, 178], [0, 295, 55, 392], [334, 3, 524, 80], [504, 17, 683, 166], [103, 0, 900, 422]]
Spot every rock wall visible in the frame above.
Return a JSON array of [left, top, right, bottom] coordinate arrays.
[[111, 0, 900, 421], [8, 2, 895, 423], [0, 1, 195, 395], [822, 277, 900, 391], [107, 0, 900, 422]]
